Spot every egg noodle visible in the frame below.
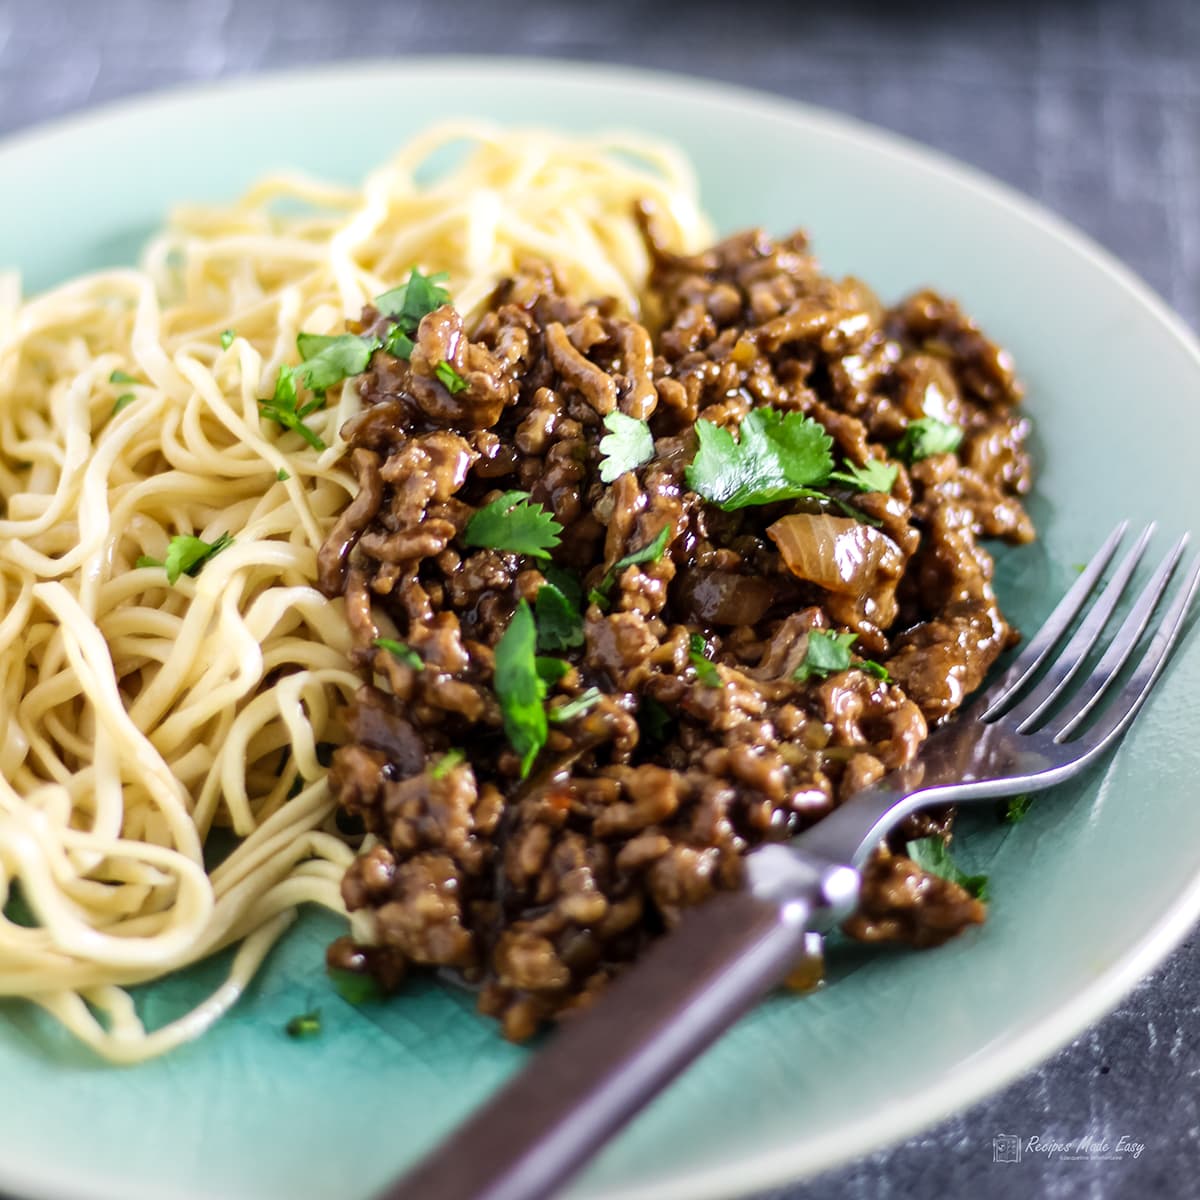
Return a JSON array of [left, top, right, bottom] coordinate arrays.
[[0, 123, 712, 1062]]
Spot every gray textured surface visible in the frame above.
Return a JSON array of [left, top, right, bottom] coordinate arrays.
[[1, 1, 1198, 1197]]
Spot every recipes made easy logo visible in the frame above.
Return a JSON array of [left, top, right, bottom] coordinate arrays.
[[992, 1133, 1147, 1163]]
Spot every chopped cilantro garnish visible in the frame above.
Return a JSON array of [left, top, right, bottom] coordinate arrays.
[[598, 412, 654, 483], [686, 407, 834, 510], [494, 600, 552, 778], [792, 630, 890, 684], [535, 656, 570, 687], [276, 468, 290, 482], [543, 564, 583, 609], [136, 532, 233, 586], [590, 525, 672, 609], [220, 329, 236, 350], [463, 491, 562, 559], [688, 633, 723, 688], [906, 836, 990, 900], [258, 365, 327, 450], [434, 360, 469, 394], [613, 526, 672, 573], [896, 417, 963, 462], [828, 458, 898, 494], [296, 331, 379, 393], [374, 267, 451, 361], [431, 749, 466, 779], [793, 630, 856, 682], [375, 268, 451, 329], [259, 326, 381, 447], [1004, 793, 1033, 823], [373, 637, 424, 671], [549, 688, 603, 723], [285, 1010, 321, 1039], [535, 582, 584, 652], [111, 393, 136, 416], [328, 967, 383, 1005], [861, 659, 892, 682], [385, 326, 415, 360]]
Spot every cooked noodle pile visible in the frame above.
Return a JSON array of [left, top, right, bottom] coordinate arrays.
[[0, 124, 712, 1061]]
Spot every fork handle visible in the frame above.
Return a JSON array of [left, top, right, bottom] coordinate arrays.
[[378, 886, 817, 1200]]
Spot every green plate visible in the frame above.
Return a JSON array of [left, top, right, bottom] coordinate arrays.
[[2, 59, 1198, 1200]]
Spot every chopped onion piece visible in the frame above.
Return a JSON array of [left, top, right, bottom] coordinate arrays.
[[767, 512, 903, 594]]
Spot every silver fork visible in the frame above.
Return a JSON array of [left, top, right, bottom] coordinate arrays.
[[381, 521, 1200, 1200]]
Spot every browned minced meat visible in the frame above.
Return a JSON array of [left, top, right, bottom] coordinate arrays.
[[320, 219, 1032, 1041]]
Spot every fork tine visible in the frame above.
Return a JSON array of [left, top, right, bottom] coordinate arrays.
[[978, 520, 1129, 719], [1063, 553, 1200, 753], [1007, 524, 1155, 732], [1048, 535, 1189, 741]]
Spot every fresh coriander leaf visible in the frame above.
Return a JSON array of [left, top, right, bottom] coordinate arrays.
[[591, 525, 673, 609], [861, 658, 892, 682], [637, 696, 673, 746], [276, 468, 291, 482], [598, 411, 654, 483], [542, 564, 583, 609], [373, 637, 424, 671], [1004, 793, 1033, 824], [375, 268, 451, 332], [535, 582, 584, 652], [431, 748, 466, 780], [328, 967, 383, 1005], [220, 329, 236, 350], [109, 369, 138, 384], [612, 525, 671, 575], [828, 458, 898, 494], [794, 629, 858, 683], [463, 491, 562, 559], [896, 416, 963, 463], [435, 360, 469, 394], [296, 331, 379, 392], [688, 633, 723, 688], [273, 362, 299, 408], [111, 393, 136, 416], [384, 326, 415, 361], [494, 599, 549, 778], [685, 407, 834, 510], [906, 836, 990, 900], [549, 687, 603, 723], [138, 532, 233, 586], [258, 365, 327, 451], [535, 656, 570, 686], [285, 1010, 321, 1039]]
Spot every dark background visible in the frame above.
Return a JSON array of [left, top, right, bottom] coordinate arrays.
[[0, 1, 1197, 1197]]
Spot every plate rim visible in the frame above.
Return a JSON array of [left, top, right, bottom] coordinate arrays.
[[2, 55, 1199, 1200]]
